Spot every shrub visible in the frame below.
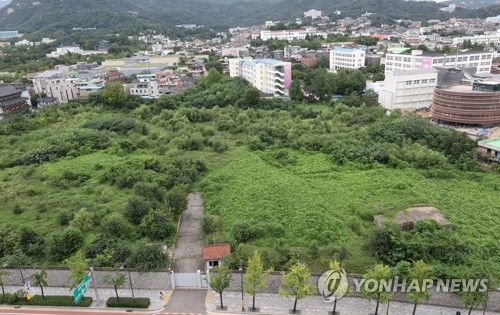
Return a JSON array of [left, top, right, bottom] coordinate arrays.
[[57, 210, 74, 226], [232, 221, 256, 243], [166, 186, 188, 216], [139, 211, 176, 241], [103, 213, 132, 239], [47, 227, 84, 261], [130, 242, 168, 271], [12, 204, 23, 215], [83, 118, 135, 134], [30, 295, 92, 307], [70, 209, 95, 232], [106, 297, 150, 308], [201, 214, 216, 234], [125, 196, 152, 225]]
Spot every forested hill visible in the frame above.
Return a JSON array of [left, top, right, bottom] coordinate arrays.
[[0, 0, 498, 34]]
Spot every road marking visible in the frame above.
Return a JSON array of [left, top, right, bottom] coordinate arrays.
[[163, 289, 173, 304], [205, 289, 215, 304]]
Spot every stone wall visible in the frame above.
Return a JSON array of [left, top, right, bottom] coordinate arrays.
[[1, 267, 172, 290], [225, 272, 500, 312]]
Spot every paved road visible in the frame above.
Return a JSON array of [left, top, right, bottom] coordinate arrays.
[[172, 193, 205, 273], [162, 289, 207, 314], [0, 308, 150, 315]]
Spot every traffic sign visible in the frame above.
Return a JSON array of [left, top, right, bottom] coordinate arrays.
[[73, 273, 91, 304]]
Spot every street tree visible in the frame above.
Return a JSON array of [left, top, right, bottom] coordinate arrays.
[[0, 270, 10, 297], [458, 267, 490, 315], [278, 262, 314, 313], [208, 266, 232, 310], [244, 250, 273, 310], [64, 252, 89, 290], [407, 260, 433, 315], [104, 273, 126, 301], [361, 263, 393, 315], [326, 260, 350, 314], [31, 268, 48, 298]]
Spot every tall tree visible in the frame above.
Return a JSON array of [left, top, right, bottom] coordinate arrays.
[[103, 82, 127, 108], [244, 250, 273, 310], [361, 263, 393, 315], [458, 267, 490, 315], [278, 262, 314, 313], [0, 270, 10, 297], [103, 273, 126, 301], [64, 252, 89, 290], [289, 80, 304, 101], [208, 266, 232, 310], [407, 260, 433, 315], [326, 260, 350, 314], [31, 268, 48, 298]]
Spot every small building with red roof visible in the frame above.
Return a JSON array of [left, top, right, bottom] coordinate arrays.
[[203, 243, 231, 270]]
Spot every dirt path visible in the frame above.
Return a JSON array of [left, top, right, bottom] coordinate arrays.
[[172, 192, 205, 273]]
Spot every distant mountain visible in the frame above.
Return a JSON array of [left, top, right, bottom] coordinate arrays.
[[0, 0, 11, 9], [0, 0, 497, 35]]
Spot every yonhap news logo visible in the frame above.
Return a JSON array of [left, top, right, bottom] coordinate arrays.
[[318, 267, 349, 302]]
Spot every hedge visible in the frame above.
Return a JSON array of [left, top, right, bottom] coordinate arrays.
[[0, 294, 92, 307], [106, 297, 150, 308]]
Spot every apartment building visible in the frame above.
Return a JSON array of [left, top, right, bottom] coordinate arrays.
[[378, 69, 438, 111], [452, 31, 500, 47], [229, 58, 292, 97], [329, 48, 366, 71], [385, 50, 494, 74], [126, 74, 159, 99], [260, 28, 327, 41]]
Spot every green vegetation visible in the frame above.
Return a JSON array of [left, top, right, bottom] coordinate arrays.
[[278, 262, 314, 313], [0, 74, 498, 284], [103, 273, 127, 301], [0, 294, 92, 306], [361, 264, 393, 315], [244, 250, 273, 310], [106, 297, 150, 308], [208, 266, 232, 310]]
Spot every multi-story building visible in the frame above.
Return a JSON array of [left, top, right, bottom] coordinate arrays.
[[378, 69, 438, 112], [229, 58, 292, 97], [329, 48, 365, 71], [384, 50, 494, 74], [431, 81, 500, 125], [0, 84, 31, 120], [126, 74, 159, 99], [260, 28, 327, 41], [452, 31, 500, 47]]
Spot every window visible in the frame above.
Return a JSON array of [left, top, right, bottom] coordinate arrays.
[[414, 80, 420, 84], [421, 79, 428, 84], [406, 80, 412, 85], [429, 79, 435, 83]]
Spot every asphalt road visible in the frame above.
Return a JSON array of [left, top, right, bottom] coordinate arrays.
[[0, 308, 150, 315], [162, 289, 206, 315]]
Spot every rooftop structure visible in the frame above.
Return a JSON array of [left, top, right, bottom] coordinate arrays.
[[374, 206, 453, 231], [431, 81, 500, 126]]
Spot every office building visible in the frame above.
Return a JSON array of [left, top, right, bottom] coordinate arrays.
[[330, 48, 365, 71]]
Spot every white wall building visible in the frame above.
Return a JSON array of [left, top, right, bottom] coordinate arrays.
[[127, 74, 160, 98], [378, 69, 438, 112], [385, 50, 495, 74], [452, 31, 500, 47], [229, 58, 292, 97], [304, 9, 322, 19], [330, 48, 366, 71], [260, 28, 327, 41]]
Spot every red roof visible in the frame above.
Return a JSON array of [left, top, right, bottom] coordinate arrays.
[[203, 243, 231, 260]]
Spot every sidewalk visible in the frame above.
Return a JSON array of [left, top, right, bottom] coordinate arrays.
[[3, 285, 171, 310], [206, 291, 500, 315]]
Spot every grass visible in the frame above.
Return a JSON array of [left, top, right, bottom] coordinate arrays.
[[202, 150, 500, 273]]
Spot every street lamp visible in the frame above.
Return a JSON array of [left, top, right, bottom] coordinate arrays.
[[387, 267, 395, 315], [120, 260, 134, 298], [239, 260, 245, 312]]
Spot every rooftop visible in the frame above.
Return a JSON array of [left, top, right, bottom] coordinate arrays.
[[479, 137, 500, 149], [332, 48, 359, 53], [203, 243, 231, 261], [254, 59, 285, 65]]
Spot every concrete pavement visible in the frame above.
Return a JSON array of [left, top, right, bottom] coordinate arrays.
[[205, 291, 500, 315], [2, 285, 169, 310], [162, 289, 206, 314], [172, 193, 205, 274]]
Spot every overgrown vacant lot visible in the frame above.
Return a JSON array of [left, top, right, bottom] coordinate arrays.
[[0, 76, 498, 281], [202, 151, 500, 274]]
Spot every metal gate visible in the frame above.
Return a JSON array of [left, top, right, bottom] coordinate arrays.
[[171, 270, 207, 288]]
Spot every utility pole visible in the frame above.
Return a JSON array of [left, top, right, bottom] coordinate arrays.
[[90, 267, 100, 305]]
